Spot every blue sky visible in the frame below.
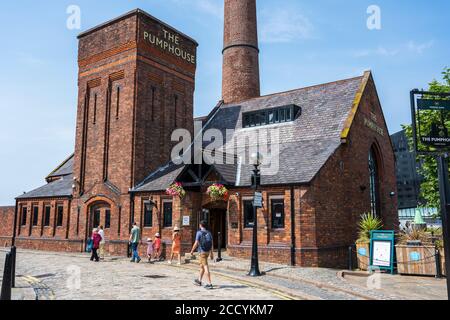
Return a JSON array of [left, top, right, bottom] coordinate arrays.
[[0, 0, 449, 205]]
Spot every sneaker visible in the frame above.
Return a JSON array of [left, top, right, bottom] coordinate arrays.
[[177, 262, 181, 265], [168, 261, 172, 265], [136, 258, 141, 263], [194, 279, 202, 286], [205, 284, 214, 290], [130, 259, 135, 263]]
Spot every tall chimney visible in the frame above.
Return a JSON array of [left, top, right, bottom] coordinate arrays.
[[222, 0, 260, 104]]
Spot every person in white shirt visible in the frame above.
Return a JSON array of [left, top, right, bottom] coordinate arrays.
[[98, 225, 106, 260]]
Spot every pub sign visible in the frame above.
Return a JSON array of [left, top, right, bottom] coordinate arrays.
[[411, 90, 450, 154]]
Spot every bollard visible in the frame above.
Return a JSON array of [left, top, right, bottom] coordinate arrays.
[[349, 245, 353, 271], [435, 249, 442, 279], [10, 246, 16, 288], [0, 252, 12, 301], [216, 232, 223, 262]]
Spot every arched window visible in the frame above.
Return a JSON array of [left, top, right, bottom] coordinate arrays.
[[369, 147, 381, 217]]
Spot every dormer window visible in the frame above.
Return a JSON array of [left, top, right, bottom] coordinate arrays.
[[243, 104, 301, 128]]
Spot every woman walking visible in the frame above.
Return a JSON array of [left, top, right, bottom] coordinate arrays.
[[90, 228, 102, 262], [169, 226, 182, 265]]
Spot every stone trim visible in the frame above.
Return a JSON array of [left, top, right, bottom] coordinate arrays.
[[222, 43, 259, 54], [340, 70, 371, 141]]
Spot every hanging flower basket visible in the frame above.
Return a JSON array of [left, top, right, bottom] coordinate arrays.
[[166, 182, 186, 199], [207, 184, 229, 201]]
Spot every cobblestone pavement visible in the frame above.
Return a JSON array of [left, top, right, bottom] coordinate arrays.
[[2, 249, 445, 300], [0, 249, 288, 300], [341, 271, 447, 300], [210, 253, 448, 300], [211, 255, 402, 300]]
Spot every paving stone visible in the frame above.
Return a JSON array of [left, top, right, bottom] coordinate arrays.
[[1, 249, 445, 300]]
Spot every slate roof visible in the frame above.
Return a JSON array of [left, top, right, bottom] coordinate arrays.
[[16, 175, 73, 199], [133, 162, 185, 192], [133, 74, 366, 191], [46, 154, 74, 180]]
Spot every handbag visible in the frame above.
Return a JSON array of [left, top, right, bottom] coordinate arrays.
[[86, 239, 93, 252]]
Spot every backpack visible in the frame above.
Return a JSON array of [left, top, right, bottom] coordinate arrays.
[[199, 231, 213, 252]]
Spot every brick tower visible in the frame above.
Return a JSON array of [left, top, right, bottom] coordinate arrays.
[[69, 9, 197, 254], [222, 0, 260, 104]]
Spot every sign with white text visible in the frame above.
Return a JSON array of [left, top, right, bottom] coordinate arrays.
[[411, 91, 450, 153], [369, 230, 395, 274], [253, 192, 263, 208]]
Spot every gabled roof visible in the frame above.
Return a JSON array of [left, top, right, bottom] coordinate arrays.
[[132, 160, 238, 193], [133, 162, 185, 192], [133, 72, 370, 190], [46, 154, 74, 181], [16, 175, 73, 200]]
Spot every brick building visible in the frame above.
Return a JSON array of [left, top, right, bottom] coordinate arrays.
[[1, 2, 398, 267]]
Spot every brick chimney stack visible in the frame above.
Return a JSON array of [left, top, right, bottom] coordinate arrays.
[[222, 0, 260, 104]]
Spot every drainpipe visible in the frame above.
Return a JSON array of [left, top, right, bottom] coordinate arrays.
[[130, 193, 135, 233], [290, 186, 296, 266], [12, 199, 18, 246]]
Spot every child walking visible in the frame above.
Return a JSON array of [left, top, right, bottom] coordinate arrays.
[[145, 238, 154, 263], [153, 233, 162, 261]]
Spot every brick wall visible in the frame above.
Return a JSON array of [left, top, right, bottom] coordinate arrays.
[[0, 206, 14, 247], [304, 74, 398, 268], [226, 76, 398, 268]]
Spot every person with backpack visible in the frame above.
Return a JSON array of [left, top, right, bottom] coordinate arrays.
[[190, 220, 214, 290]]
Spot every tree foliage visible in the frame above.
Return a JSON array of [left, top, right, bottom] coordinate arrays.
[[403, 68, 450, 210]]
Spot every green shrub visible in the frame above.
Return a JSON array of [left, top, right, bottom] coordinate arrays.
[[357, 212, 383, 243]]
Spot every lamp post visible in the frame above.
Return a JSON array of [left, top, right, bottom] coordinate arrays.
[[249, 152, 262, 277]]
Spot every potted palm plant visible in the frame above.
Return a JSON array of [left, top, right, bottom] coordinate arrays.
[[356, 212, 382, 271], [395, 225, 436, 276]]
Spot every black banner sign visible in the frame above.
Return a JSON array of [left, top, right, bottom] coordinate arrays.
[[418, 98, 450, 111], [411, 91, 450, 153]]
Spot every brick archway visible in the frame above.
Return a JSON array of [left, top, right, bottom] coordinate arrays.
[[83, 196, 117, 242]]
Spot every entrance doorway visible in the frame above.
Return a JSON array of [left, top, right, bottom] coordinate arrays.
[[88, 202, 111, 234], [208, 208, 227, 249]]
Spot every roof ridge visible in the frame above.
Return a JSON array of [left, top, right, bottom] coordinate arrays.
[[45, 154, 75, 180], [132, 160, 181, 191], [223, 73, 367, 106], [16, 174, 73, 200]]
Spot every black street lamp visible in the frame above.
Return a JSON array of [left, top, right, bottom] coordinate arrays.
[[249, 152, 262, 277]]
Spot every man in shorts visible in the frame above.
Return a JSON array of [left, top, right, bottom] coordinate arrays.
[[190, 220, 214, 289]]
